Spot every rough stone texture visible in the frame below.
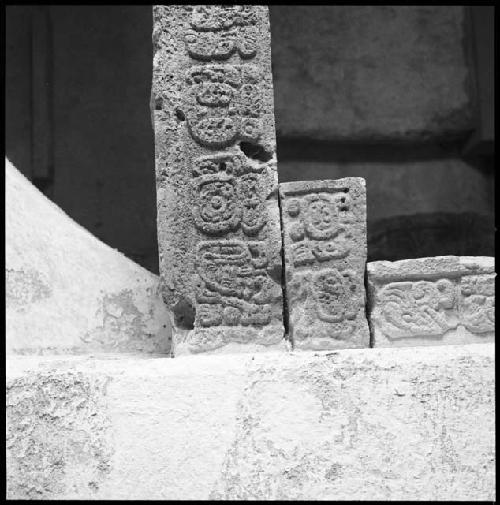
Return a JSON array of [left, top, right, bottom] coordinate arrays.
[[271, 6, 472, 140], [152, 6, 285, 355], [6, 368, 113, 499], [280, 178, 369, 349], [6, 344, 495, 500], [367, 256, 495, 347], [5, 158, 171, 355]]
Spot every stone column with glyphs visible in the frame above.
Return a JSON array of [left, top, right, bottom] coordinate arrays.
[[152, 6, 285, 355]]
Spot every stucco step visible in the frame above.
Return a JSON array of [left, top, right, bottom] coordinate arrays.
[[6, 343, 495, 500]]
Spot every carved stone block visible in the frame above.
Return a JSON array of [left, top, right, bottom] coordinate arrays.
[[367, 256, 495, 346], [152, 6, 284, 355], [280, 178, 370, 350]]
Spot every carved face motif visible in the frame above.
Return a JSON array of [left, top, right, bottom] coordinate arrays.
[[193, 177, 241, 234], [304, 195, 339, 240]]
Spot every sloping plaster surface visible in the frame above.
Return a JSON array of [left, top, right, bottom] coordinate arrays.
[[6, 158, 171, 355]]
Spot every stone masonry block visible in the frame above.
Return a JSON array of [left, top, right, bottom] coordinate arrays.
[[367, 256, 495, 347], [152, 6, 285, 355], [271, 6, 472, 140], [280, 178, 370, 350]]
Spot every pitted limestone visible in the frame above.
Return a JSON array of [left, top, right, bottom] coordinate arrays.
[[367, 256, 495, 347], [152, 6, 284, 355], [280, 178, 370, 350]]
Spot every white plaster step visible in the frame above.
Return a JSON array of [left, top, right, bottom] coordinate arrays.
[[6, 343, 495, 500]]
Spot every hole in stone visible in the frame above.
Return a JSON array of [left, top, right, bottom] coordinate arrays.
[[154, 96, 163, 110], [219, 161, 226, 171], [239, 141, 273, 162], [267, 263, 282, 285], [173, 298, 195, 330], [175, 108, 185, 121]]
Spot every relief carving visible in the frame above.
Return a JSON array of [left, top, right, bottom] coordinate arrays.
[[285, 191, 351, 268], [367, 257, 496, 346], [191, 6, 258, 31], [192, 174, 241, 235], [195, 240, 273, 327], [313, 269, 361, 325], [303, 194, 344, 240], [238, 174, 266, 235], [185, 65, 263, 148], [459, 274, 495, 333], [280, 179, 369, 349], [186, 6, 258, 61], [377, 279, 457, 338], [192, 154, 267, 236], [154, 5, 283, 353]]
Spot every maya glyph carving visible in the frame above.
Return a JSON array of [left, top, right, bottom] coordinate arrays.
[[367, 257, 495, 346], [153, 5, 284, 354], [280, 178, 370, 350]]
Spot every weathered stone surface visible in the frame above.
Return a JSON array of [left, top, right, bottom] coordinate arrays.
[[277, 159, 495, 261], [7, 345, 495, 500], [367, 256, 495, 347], [6, 158, 171, 355], [280, 178, 369, 349], [152, 6, 285, 355], [271, 6, 472, 140]]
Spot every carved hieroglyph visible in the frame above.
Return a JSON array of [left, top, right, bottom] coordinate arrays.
[[280, 178, 370, 350], [367, 256, 495, 346], [152, 6, 284, 354]]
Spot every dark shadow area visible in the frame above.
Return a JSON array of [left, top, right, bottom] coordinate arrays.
[[6, 5, 159, 273], [368, 212, 495, 262], [5, 5, 495, 272], [276, 137, 471, 164], [173, 298, 195, 331], [239, 141, 274, 162]]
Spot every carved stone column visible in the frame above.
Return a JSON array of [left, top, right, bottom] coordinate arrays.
[[152, 6, 285, 355]]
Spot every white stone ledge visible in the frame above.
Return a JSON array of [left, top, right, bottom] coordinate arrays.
[[6, 343, 495, 500]]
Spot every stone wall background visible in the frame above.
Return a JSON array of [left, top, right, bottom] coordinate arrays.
[[5, 6, 494, 273]]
